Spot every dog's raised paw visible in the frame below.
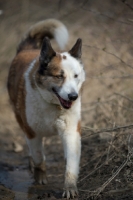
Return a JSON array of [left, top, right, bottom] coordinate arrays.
[[62, 187, 78, 199]]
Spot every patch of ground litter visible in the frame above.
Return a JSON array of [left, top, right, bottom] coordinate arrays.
[[0, 133, 65, 200]]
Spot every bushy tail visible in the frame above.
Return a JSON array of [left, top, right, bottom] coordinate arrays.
[[17, 19, 69, 53]]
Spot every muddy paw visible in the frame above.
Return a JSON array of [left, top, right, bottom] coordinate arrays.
[[34, 167, 48, 185], [62, 187, 78, 199]]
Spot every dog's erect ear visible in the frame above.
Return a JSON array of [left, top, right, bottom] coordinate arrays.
[[69, 38, 82, 59], [39, 37, 56, 75]]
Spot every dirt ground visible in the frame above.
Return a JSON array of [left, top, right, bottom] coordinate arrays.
[[1, 0, 133, 199]]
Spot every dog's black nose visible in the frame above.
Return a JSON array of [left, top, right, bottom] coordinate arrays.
[[68, 92, 78, 101]]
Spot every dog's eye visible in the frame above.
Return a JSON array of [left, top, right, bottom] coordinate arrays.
[[74, 74, 78, 78], [55, 75, 63, 79]]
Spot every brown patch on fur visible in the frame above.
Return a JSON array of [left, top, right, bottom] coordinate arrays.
[[48, 53, 62, 75], [77, 120, 81, 135], [35, 53, 65, 89], [63, 55, 66, 59], [8, 50, 40, 139]]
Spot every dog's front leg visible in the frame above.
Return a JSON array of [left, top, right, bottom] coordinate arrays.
[[62, 131, 81, 199]]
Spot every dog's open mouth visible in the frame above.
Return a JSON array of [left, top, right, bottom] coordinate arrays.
[[52, 88, 72, 109]]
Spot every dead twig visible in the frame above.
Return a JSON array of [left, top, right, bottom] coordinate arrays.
[[83, 44, 133, 70], [81, 6, 133, 26], [82, 124, 133, 139], [120, 0, 133, 12], [106, 123, 116, 161], [79, 154, 114, 183], [114, 92, 133, 103], [105, 188, 132, 195], [95, 158, 129, 197], [86, 134, 133, 199], [87, 74, 133, 79]]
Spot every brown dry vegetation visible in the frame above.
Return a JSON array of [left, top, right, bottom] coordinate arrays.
[[1, 0, 133, 199]]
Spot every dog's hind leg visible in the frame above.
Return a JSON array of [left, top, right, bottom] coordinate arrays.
[[25, 136, 47, 184]]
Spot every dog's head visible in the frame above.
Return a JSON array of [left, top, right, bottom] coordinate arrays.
[[36, 38, 85, 109]]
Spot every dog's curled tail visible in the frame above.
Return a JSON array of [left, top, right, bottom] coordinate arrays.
[[17, 19, 69, 53]]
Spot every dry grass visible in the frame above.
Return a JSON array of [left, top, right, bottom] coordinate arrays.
[[80, 92, 133, 199]]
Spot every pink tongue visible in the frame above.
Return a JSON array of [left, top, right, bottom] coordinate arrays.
[[60, 98, 72, 108]]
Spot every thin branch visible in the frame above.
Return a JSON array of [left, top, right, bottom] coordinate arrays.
[[58, 0, 62, 12], [104, 49, 133, 70], [83, 44, 133, 70], [105, 187, 133, 195], [95, 159, 127, 197], [87, 74, 133, 79], [120, 0, 133, 11], [82, 98, 133, 115], [79, 154, 114, 183], [81, 6, 133, 26], [114, 92, 133, 103], [106, 123, 116, 161], [82, 124, 133, 139]]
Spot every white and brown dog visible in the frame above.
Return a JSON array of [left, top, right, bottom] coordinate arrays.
[[7, 19, 85, 199]]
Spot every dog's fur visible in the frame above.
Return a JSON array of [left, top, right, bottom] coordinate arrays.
[[7, 19, 85, 199]]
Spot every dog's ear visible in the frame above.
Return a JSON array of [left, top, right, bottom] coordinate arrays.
[[69, 38, 82, 59], [38, 37, 56, 75]]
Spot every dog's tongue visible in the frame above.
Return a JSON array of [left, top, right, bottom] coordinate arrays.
[[59, 97, 72, 109]]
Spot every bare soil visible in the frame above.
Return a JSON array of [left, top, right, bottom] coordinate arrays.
[[1, 0, 133, 199]]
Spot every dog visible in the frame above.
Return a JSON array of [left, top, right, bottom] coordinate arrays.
[[7, 19, 85, 199]]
